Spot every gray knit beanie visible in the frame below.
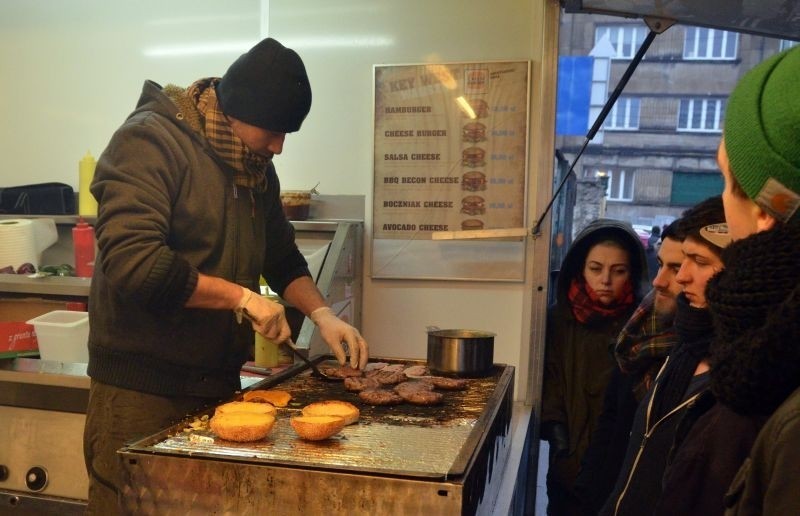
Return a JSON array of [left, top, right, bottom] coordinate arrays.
[[216, 38, 312, 133]]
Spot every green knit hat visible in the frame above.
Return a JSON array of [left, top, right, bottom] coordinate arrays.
[[724, 45, 800, 224]]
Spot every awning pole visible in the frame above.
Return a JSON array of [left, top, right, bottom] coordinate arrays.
[[532, 17, 674, 237]]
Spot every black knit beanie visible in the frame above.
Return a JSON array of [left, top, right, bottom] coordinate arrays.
[[216, 38, 312, 133]]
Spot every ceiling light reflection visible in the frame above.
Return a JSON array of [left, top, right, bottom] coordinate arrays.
[[143, 41, 254, 58], [456, 96, 477, 119], [282, 35, 394, 49], [144, 35, 394, 58]]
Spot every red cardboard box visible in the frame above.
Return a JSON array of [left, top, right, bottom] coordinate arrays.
[[0, 298, 80, 358]]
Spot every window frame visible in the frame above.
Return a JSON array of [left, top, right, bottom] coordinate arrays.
[[588, 168, 635, 202], [683, 27, 738, 60], [677, 98, 726, 133], [780, 39, 798, 51], [595, 24, 647, 60], [604, 96, 641, 130]]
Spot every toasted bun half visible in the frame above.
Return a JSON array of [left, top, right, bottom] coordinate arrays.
[[290, 415, 346, 441], [243, 389, 292, 407], [210, 412, 275, 442], [301, 400, 360, 425], [215, 401, 277, 416]]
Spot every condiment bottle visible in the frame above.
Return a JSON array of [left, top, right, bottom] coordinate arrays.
[[79, 151, 98, 216], [72, 218, 95, 278]]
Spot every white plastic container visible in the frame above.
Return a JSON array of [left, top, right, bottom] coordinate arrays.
[[27, 310, 89, 363]]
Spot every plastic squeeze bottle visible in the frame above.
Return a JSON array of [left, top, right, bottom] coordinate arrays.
[[72, 218, 95, 278], [79, 151, 98, 216]]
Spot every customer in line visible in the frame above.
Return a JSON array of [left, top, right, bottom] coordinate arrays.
[[574, 219, 683, 514], [656, 44, 800, 516], [600, 196, 729, 515], [541, 219, 648, 515]]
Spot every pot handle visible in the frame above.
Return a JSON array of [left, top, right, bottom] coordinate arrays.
[[426, 325, 440, 333]]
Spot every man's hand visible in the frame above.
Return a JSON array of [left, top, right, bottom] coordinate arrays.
[[238, 288, 291, 343], [310, 306, 369, 369]]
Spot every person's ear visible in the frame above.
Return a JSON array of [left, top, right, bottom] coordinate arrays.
[[754, 204, 778, 233]]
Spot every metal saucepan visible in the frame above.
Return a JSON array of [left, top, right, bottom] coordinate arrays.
[[426, 327, 495, 377]]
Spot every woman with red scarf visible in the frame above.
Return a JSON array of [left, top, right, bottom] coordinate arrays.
[[541, 219, 648, 515]]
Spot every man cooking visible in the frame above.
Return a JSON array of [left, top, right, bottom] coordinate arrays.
[[83, 37, 368, 514]]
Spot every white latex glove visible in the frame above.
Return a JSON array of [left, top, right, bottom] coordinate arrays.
[[310, 306, 369, 369], [235, 288, 291, 343]]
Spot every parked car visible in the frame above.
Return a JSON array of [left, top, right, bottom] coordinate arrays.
[[632, 224, 652, 248]]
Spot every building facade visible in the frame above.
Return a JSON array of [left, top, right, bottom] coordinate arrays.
[[557, 13, 797, 234]]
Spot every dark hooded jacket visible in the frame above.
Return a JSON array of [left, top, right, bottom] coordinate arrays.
[[87, 80, 310, 400], [541, 219, 648, 511], [657, 222, 800, 516]]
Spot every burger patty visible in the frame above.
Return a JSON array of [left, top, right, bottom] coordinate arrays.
[[393, 380, 434, 395], [321, 365, 363, 378], [429, 376, 469, 391], [402, 365, 429, 377], [382, 363, 407, 373], [344, 376, 381, 392], [358, 388, 404, 406], [399, 390, 444, 406], [363, 362, 389, 372], [366, 370, 407, 385]]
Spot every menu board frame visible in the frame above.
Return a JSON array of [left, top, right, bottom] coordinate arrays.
[[371, 60, 530, 281]]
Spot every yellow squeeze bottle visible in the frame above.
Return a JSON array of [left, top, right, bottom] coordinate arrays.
[[79, 151, 98, 216]]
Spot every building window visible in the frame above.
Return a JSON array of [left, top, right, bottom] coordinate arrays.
[[595, 25, 646, 59], [678, 98, 725, 132], [683, 28, 738, 60], [590, 169, 634, 201], [780, 39, 799, 51], [605, 97, 640, 130]]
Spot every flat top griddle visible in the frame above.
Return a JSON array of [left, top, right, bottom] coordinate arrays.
[[123, 357, 513, 481]]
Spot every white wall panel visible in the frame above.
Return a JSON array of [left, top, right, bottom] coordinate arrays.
[[0, 0, 261, 188]]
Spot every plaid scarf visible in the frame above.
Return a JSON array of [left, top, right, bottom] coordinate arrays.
[[614, 289, 678, 399], [568, 277, 634, 325], [185, 78, 268, 191]]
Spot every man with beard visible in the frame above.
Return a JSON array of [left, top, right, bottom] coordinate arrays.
[[600, 196, 729, 516]]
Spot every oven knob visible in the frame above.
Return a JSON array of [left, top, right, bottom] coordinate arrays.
[[0, 465, 8, 481], [25, 466, 48, 492]]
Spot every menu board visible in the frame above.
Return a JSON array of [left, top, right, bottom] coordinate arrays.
[[371, 61, 529, 281], [371, 61, 530, 281]]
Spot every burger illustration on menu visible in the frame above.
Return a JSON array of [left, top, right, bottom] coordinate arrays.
[[461, 147, 486, 168], [461, 219, 484, 231], [462, 122, 487, 143], [460, 195, 486, 216], [462, 171, 487, 192]]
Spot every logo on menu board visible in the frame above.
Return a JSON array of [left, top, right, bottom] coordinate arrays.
[[464, 68, 489, 94]]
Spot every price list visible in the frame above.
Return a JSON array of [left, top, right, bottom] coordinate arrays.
[[373, 61, 529, 240]]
